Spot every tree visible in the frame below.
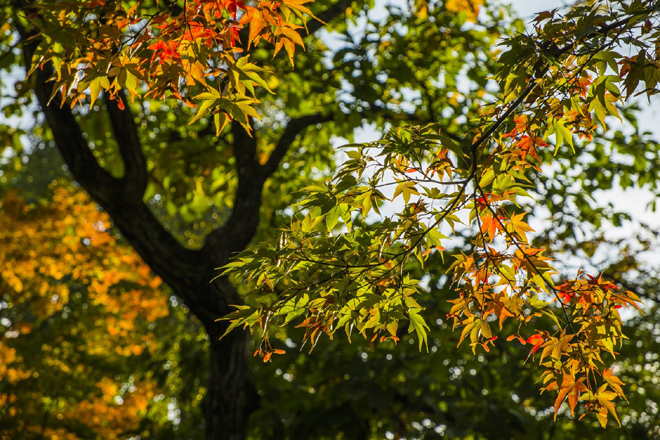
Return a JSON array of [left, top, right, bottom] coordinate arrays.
[[2, 0, 338, 437], [1, 0, 660, 438]]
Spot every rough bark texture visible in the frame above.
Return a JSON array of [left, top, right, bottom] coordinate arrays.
[[13, 1, 343, 437], [204, 315, 260, 440]]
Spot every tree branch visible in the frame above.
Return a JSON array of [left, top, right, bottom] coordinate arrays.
[[15, 12, 116, 192], [104, 92, 148, 196], [231, 118, 259, 173], [202, 113, 334, 262], [262, 112, 333, 177], [201, 120, 264, 261], [13, 3, 206, 311]]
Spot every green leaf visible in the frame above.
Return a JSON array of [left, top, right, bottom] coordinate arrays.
[[478, 168, 495, 187], [326, 206, 340, 231], [552, 118, 574, 154], [409, 309, 429, 352], [190, 98, 218, 124]]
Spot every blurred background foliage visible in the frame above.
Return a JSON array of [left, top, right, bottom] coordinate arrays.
[[1, 0, 660, 438]]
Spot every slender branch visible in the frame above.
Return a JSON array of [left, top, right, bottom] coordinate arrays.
[[363, 103, 432, 125], [306, 0, 352, 35], [262, 112, 333, 177]]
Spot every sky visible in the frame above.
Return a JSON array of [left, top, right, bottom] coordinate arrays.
[[509, 0, 565, 19]]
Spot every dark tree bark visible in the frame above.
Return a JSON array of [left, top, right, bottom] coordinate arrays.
[[12, 1, 340, 438], [203, 304, 260, 440]]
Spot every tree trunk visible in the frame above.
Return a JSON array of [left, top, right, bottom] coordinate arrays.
[[203, 326, 259, 440]]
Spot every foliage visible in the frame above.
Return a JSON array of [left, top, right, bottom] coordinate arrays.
[[23, 0, 319, 133], [248, 253, 660, 439], [223, 0, 660, 428]]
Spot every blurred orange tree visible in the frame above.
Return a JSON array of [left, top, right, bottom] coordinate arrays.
[[0, 186, 178, 438]]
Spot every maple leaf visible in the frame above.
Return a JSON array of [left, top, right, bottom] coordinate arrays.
[[596, 388, 622, 427], [525, 333, 545, 359], [226, 0, 246, 19], [503, 114, 529, 138], [549, 375, 587, 419], [557, 281, 575, 303], [508, 212, 534, 241], [148, 40, 181, 64], [279, 0, 324, 32], [603, 368, 626, 399]]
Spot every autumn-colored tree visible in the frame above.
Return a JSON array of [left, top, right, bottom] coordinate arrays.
[[2, 0, 660, 438], [0, 186, 171, 438]]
